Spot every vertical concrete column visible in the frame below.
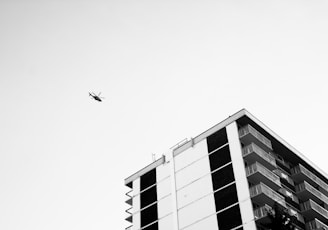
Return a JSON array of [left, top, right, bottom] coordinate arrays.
[[226, 122, 257, 230], [165, 150, 179, 230], [132, 178, 140, 230]]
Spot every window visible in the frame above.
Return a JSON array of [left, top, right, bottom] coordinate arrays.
[[214, 183, 238, 211], [217, 204, 242, 230], [207, 128, 228, 153], [140, 170, 158, 229], [141, 169, 156, 191], [211, 164, 235, 191], [141, 204, 158, 227], [140, 186, 157, 208], [209, 145, 231, 171]]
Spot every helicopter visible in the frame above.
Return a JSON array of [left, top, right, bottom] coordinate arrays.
[[89, 92, 104, 102]]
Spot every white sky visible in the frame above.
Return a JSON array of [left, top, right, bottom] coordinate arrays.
[[1, 0, 328, 229]]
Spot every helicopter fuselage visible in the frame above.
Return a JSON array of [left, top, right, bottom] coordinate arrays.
[[89, 92, 103, 102], [93, 96, 102, 102]]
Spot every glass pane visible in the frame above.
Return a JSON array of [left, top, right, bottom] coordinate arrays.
[[214, 184, 238, 211], [211, 164, 235, 191], [209, 145, 231, 171], [207, 128, 228, 153], [141, 169, 157, 191], [141, 186, 157, 208], [141, 204, 158, 227], [217, 204, 242, 230]]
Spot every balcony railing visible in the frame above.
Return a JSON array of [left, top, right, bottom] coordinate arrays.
[[250, 182, 286, 208], [288, 207, 305, 224], [254, 204, 272, 223], [279, 188, 299, 204], [239, 125, 273, 151], [242, 143, 276, 169], [306, 218, 328, 230], [254, 204, 304, 225], [273, 169, 295, 187], [300, 199, 328, 222], [125, 189, 133, 223], [296, 181, 328, 205], [125, 197, 132, 205], [246, 162, 281, 189], [273, 154, 291, 170], [292, 164, 328, 197]]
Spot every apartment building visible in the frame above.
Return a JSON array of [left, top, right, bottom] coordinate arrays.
[[124, 109, 328, 230]]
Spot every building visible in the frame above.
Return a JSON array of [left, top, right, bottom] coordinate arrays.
[[124, 109, 328, 230]]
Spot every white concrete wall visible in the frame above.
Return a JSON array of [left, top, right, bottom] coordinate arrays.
[[175, 140, 208, 171], [158, 214, 173, 229], [178, 195, 217, 229], [183, 215, 218, 230], [175, 156, 211, 190], [158, 195, 172, 219], [165, 149, 179, 230], [173, 140, 217, 230], [156, 162, 170, 182], [177, 174, 213, 209], [227, 122, 256, 230], [132, 178, 140, 230], [157, 177, 171, 200]]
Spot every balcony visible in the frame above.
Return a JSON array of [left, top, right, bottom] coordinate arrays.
[[125, 215, 132, 223], [250, 182, 286, 208], [279, 188, 299, 205], [239, 125, 273, 152], [274, 169, 295, 188], [288, 207, 305, 224], [292, 164, 328, 197], [306, 218, 328, 230], [254, 204, 305, 227], [274, 155, 291, 170], [125, 197, 132, 205], [296, 181, 328, 206], [125, 189, 133, 222], [242, 143, 277, 170], [254, 204, 272, 224], [246, 162, 281, 190], [125, 206, 132, 223], [300, 199, 328, 223]]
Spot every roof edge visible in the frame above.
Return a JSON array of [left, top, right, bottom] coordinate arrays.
[[124, 156, 165, 185], [242, 110, 328, 180]]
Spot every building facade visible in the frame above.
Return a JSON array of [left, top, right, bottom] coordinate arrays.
[[124, 109, 328, 230]]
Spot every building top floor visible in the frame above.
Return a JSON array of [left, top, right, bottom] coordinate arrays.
[[125, 109, 328, 188]]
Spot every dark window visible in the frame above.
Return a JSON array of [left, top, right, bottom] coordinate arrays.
[[217, 204, 242, 230], [141, 169, 156, 191], [140, 186, 157, 208], [207, 128, 228, 153], [209, 145, 231, 171], [142, 222, 158, 230], [141, 204, 158, 227], [211, 164, 235, 191], [214, 184, 238, 211]]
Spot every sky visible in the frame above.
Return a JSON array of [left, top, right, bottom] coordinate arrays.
[[0, 0, 328, 229]]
